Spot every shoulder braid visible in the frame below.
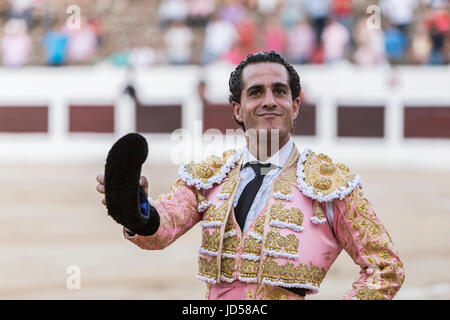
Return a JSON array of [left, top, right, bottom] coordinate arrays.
[[297, 150, 363, 202], [178, 149, 243, 191]]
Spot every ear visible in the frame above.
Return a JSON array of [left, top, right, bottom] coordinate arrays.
[[231, 101, 243, 123], [292, 96, 301, 119]]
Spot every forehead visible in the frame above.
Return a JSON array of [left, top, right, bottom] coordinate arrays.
[[242, 62, 289, 88]]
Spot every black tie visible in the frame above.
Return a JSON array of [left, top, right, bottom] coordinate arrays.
[[235, 162, 272, 232]]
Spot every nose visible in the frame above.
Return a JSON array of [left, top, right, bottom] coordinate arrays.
[[262, 90, 276, 108]]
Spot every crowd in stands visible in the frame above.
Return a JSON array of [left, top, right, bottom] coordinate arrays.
[[0, 0, 449, 67]]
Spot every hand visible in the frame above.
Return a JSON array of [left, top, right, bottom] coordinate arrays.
[[96, 173, 149, 206]]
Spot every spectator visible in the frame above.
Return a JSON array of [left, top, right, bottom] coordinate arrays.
[[332, 0, 353, 33], [87, 16, 105, 47], [67, 19, 98, 63], [219, 0, 247, 25], [408, 23, 432, 64], [223, 42, 248, 65], [423, 6, 450, 64], [424, 0, 448, 9], [286, 18, 315, 64], [279, 0, 304, 29], [384, 24, 408, 64], [129, 44, 157, 67], [380, 0, 418, 36], [202, 14, 237, 64], [353, 18, 386, 65], [257, 0, 283, 16], [310, 43, 325, 64], [237, 12, 259, 52], [303, 0, 332, 45], [321, 17, 350, 63], [163, 20, 193, 64], [42, 23, 69, 66], [1, 18, 32, 67], [158, 0, 188, 28], [262, 15, 287, 54], [6, 0, 34, 27], [187, 0, 215, 27]]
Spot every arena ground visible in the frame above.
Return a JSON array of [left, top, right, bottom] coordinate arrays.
[[1, 159, 449, 300]]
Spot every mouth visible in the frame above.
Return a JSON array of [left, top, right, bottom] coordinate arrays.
[[258, 113, 282, 117], [258, 113, 282, 119]]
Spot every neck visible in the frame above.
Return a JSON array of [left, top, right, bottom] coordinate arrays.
[[246, 132, 290, 162]]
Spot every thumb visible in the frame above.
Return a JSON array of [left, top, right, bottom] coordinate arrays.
[[139, 176, 149, 196]]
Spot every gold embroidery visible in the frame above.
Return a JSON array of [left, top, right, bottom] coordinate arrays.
[[266, 287, 289, 300], [273, 170, 297, 195], [340, 187, 405, 299], [245, 285, 265, 300], [245, 284, 305, 300], [269, 200, 303, 227], [261, 258, 327, 287], [240, 260, 259, 278], [221, 177, 238, 195], [285, 148, 300, 171], [279, 262, 296, 284], [221, 257, 235, 278], [205, 155, 224, 168], [243, 237, 262, 254], [336, 163, 349, 172], [184, 149, 240, 187], [317, 153, 332, 163], [355, 286, 385, 300], [303, 152, 357, 197], [190, 163, 215, 180], [201, 229, 221, 252], [223, 235, 239, 254], [313, 177, 332, 191], [273, 179, 292, 195], [265, 231, 299, 254], [271, 149, 299, 196], [198, 256, 218, 279], [319, 163, 336, 175], [196, 191, 206, 204], [224, 215, 235, 232], [203, 201, 228, 222], [253, 216, 265, 235], [314, 201, 326, 221], [357, 198, 370, 214], [222, 149, 235, 161]]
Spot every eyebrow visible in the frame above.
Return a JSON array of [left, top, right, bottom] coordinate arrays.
[[245, 82, 289, 94]]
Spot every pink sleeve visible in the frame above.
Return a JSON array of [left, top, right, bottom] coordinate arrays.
[[333, 186, 405, 300], [124, 179, 201, 250]]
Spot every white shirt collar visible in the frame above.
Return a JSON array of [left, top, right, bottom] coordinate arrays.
[[243, 138, 294, 169]]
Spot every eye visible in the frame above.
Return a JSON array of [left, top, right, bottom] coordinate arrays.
[[249, 90, 260, 97], [275, 88, 287, 95]]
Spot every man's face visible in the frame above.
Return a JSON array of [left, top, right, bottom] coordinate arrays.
[[232, 62, 300, 147]]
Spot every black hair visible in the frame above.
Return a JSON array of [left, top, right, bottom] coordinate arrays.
[[228, 51, 301, 130]]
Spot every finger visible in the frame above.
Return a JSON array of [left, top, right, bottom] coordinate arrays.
[[96, 174, 104, 184], [101, 198, 106, 206], [140, 176, 149, 196], [139, 176, 148, 188], [96, 184, 105, 194]]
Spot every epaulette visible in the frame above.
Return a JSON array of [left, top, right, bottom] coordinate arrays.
[[297, 149, 363, 203], [178, 148, 243, 191]]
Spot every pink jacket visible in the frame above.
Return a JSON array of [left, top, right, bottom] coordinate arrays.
[[125, 146, 405, 300]]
